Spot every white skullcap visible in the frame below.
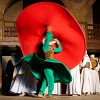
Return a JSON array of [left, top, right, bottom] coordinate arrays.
[[90, 54, 95, 58], [42, 38, 57, 45]]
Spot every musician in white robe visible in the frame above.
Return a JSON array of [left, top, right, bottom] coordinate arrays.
[[90, 55, 100, 94], [81, 51, 93, 95], [66, 64, 81, 96], [10, 54, 37, 96]]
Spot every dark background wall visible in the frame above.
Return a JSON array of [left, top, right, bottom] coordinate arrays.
[[23, 0, 65, 8], [93, 0, 100, 24]]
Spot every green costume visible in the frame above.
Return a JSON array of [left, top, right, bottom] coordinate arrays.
[[21, 31, 72, 96]]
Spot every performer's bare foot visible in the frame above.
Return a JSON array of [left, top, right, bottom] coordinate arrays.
[[37, 94, 45, 98]]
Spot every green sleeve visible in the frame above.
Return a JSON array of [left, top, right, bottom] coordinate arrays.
[[54, 43, 62, 53], [42, 31, 53, 52]]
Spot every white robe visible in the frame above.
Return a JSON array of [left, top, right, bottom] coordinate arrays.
[[81, 68, 92, 93], [66, 64, 81, 95], [44, 83, 61, 95], [81, 53, 93, 94], [10, 62, 37, 95], [91, 63, 100, 94]]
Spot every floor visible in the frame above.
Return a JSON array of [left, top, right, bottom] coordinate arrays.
[[0, 94, 100, 100]]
